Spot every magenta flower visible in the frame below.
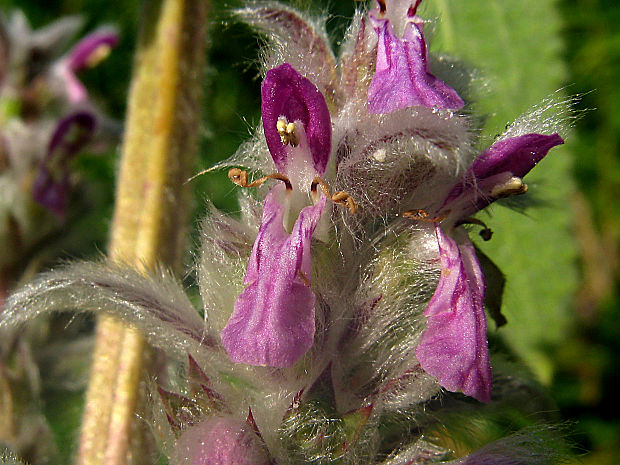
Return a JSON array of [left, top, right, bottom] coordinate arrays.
[[367, 0, 464, 113], [416, 224, 491, 402], [415, 133, 564, 402], [220, 63, 331, 368], [32, 110, 96, 217], [442, 133, 567, 218], [54, 28, 119, 103]]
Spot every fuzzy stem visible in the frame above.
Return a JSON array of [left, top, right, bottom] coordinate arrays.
[[76, 1, 208, 464]]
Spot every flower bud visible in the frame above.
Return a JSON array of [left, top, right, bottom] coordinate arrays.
[[171, 416, 268, 465]]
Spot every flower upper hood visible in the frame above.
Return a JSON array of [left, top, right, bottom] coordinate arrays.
[[261, 62, 331, 179]]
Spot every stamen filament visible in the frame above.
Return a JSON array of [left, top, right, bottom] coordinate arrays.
[[297, 270, 311, 287], [311, 177, 358, 214], [402, 209, 445, 222], [454, 217, 493, 241], [228, 168, 292, 191]]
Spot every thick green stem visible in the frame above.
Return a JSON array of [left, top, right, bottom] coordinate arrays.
[[76, 1, 208, 464]]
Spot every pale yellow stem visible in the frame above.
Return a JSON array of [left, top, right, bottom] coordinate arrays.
[[76, 1, 208, 464]]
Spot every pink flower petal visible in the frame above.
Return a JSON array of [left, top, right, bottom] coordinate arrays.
[[442, 133, 564, 219], [367, 2, 463, 113], [221, 185, 326, 367], [416, 225, 491, 402], [65, 28, 119, 72], [471, 133, 565, 180]]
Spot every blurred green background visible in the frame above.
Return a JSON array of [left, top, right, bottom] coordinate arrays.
[[1, 0, 619, 463]]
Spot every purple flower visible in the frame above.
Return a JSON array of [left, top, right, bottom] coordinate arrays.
[[32, 111, 96, 217], [171, 416, 268, 465], [367, 0, 464, 113], [416, 225, 491, 402], [55, 28, 119, 103], [220, 186, 326, 367], [220, 63, 332, 367], [415, 133, 564, 402]]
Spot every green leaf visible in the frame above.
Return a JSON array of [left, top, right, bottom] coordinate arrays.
[[43, 389, 85, 465], [428, 0, 577, 384], [426, 0, 566, 139]]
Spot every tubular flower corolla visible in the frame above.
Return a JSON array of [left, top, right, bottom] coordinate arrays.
[[414, 133, 564, 402], [220, 63, 332, 368], [54, 28, 119, 103], [32, 111, 96, 217], [367, 0, 464, 113]]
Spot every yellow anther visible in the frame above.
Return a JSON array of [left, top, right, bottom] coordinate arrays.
[[311, 177, 358, 214], [490, 176, 528, 198], [277, 117, 298, 146], [276, 118, 287, 134], [84, 45, 112, 68]]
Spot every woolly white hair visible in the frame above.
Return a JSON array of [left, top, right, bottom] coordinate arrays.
[[0, 449, 28, 465]]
